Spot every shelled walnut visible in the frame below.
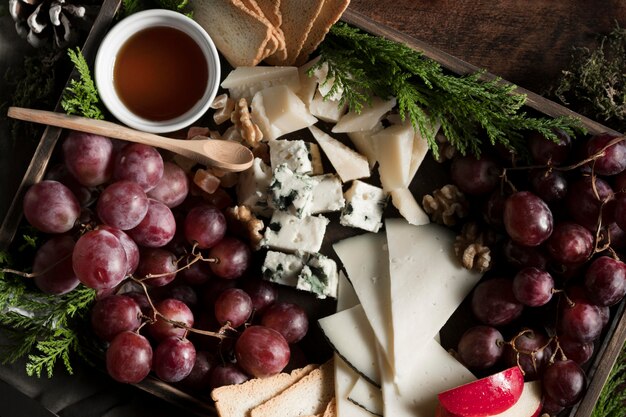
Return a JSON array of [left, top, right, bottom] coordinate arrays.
[[211, 94, 235, 125], [454, 222, 496, 273], [422, 184, 469, 226], [434, 132, 457, 162], [231, 98, 263, 147], [225, 205, 264, 249]]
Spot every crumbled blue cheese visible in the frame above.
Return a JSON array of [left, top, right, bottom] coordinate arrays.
[[262, 211, 329, 253], [310, 174, 345, 214], [297, 253, 339, 299], [269, 139, 314, 174], [268, 164, 317, 218], [236, 158, 272, 217], [340, 180, 387, 232], [261, 250, 305, 287]]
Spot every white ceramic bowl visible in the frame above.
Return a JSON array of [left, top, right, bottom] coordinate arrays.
[[95, 9, 220, 133]]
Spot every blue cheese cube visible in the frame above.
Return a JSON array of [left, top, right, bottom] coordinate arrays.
[[263, 211, 329, 253], [236, 158, 272, 217], [269, 139, 314, 174], [269, 164, 316, 218], [340, 180, 387, 232], [261, 251, 305, 287], [296, 253, 339, 299], [310, 174, 345, 214]]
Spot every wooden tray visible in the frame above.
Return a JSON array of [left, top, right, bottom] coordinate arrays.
[[1, 1, 623, 416]]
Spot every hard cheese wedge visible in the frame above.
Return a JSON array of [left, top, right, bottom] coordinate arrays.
[[372, 122, 414, 191], [390, 187, 430, 226], [333, 233, 394, 372], [309, 126, 370, 182], [220, 66, 300, 101], [385, 219, 482, 383], [377, 340, 475, 417], [318, 304, 380, 385], [332, 97, 396, 133]]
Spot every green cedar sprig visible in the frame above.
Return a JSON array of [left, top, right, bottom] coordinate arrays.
[[0, 235, 97, 378], [592, 348, 626, 417], [61, 48, 104, 120], [314, 23, 586, 159]]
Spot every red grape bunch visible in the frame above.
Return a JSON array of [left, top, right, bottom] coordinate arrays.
[[20, 130, 311, 390], [450, 130, 626, 415]]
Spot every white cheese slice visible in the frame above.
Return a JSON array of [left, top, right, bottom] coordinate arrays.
[[372, 122, 414, 191], [385, 219, 482, 383], [332, 97, 396, 133], [337, 270, 359, 313], [334, 354, 374, 417], [309, 90, 348, 123], [221, 66, 300, 101], [348, 376, 383, 416], [309, 126, 370, 183], [318, 304, 380, 385], [390, 187, 430, 226], [377, 340, 475, 417], [251, 85, 318, 141], [333, 233, 393, 371], [347, 123, 383, 169]]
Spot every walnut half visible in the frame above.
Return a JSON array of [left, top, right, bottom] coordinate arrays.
[[225, 205, 264, 249]]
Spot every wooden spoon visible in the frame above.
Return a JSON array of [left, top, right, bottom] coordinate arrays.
[[7, 107, 254, 172]]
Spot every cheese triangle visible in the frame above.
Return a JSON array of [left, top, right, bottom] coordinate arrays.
[[333, 233, 394, 373], [385, 219, 482, 383]]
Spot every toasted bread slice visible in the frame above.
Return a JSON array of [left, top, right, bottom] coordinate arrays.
[[295, 0, 350, 65], [191, 0, 273, 67], [322, 397, 337, 417], [250, 360, 335, 417], [211, 364, 317, 417], [265, 0, 325, 65], [238, 0, 287, 62], [255, 0, 282, 27]]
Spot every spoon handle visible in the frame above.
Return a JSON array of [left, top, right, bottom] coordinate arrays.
[[8, 107, 176, 149]]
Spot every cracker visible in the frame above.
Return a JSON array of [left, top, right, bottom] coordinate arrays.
[[265, 0, 326, 66], [295, 0, 350, 65], [191, 0, 273, 67]]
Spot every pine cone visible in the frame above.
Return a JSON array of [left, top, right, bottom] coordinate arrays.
[[422, 184, 469, 226], [454, 222, 495, 273], [9, 0, 92, 48]]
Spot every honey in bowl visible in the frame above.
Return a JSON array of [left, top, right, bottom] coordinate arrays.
[[113, 26, 209, 121]]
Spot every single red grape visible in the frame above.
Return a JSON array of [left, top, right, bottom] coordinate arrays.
[[235, 325, 290, 378], [261, 302, 308, 343], [153, 337, 196, 382], [504, 191, 553, 246], [106, 331, 152, 384], [208, 237, 251, 279], [471, 278, 524, 326], [457, 325, 504, 370]]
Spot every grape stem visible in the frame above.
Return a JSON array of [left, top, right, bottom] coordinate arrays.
[[0, 253, 72, 279], [507, 329, 554, 376], [129, 275, 230, 340], [134, 246, 217, 282]]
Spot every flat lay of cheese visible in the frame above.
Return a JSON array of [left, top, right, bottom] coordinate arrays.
[[205, 25, 490, 416]]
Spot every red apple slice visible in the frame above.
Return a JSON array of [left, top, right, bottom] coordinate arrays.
[[437, 366, 524, 417], [490, 381, 543, 417], [435, 381, 542, 417]]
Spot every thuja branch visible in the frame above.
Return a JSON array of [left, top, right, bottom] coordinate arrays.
[[315, 23, 586, 159]]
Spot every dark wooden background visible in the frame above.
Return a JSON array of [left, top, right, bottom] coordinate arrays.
[[350, 0, 626, 94]]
